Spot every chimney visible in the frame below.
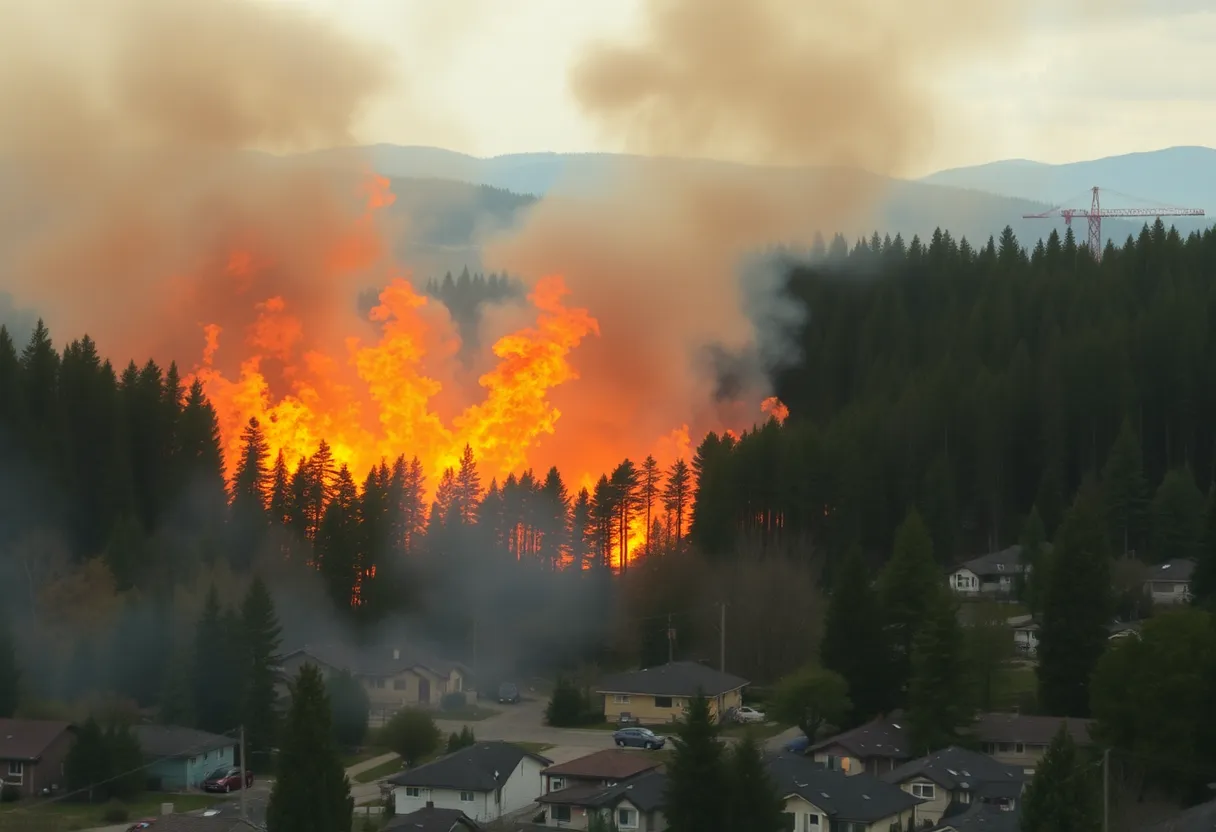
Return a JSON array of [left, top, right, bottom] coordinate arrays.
[[393, 648, 400, 661]]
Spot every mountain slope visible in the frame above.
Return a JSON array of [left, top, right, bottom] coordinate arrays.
[[920, 146, 1216, 213]]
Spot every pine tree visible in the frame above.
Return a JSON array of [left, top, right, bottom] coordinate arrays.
[[640, 455, 661, 553], [725, 734, 787, 832], [193, 586, 241, 734], [1020, 725, 1100, 832], [663, 458, 691, 547], [1018, 506, 1048, 616], [317, 467, 362, 610], [0, 621, 18, 718], [1192, 486, 1216, 607], [538, 466, 570, 569], [230, 416, 271, 568], [820, 546, 891, 722], [326, 669, 370, 749], [1037, 480, 1112, 717], [907, 597, 973, 753], [241, 576, 282, 770], [879, 509, 945, 702], [267, 664, 354, 832], [610, 460, 641, 572], [663, 693, 727, 832], [1101, 418, 1149, 555], [570, 487, 593, 568], [1151, 467, 1205, 563], [454, 444, 482, 526]]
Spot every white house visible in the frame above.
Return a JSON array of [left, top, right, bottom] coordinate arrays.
[[386, 741, 552, 823], [767, 754, 921, 832], [1144, 559, 1196, 605], [949, 546, 1036, 597]]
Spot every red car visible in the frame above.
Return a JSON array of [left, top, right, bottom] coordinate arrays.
[[202, 766, 254, 793], [125, 821, 157, 831]]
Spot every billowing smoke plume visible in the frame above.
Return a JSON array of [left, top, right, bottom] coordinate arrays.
[[483, 0, 1062, 461]]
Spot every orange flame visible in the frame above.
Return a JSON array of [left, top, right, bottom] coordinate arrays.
[[761, 396, 789, 424]]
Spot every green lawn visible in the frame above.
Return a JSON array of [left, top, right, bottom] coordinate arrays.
[[990, 663, 1038, 711], [434, 705, 498, 722], [514, 742, 555, 756], [0, 793, 220, 832], [342, 746, 390, 768], [354, 756, 405, 784]]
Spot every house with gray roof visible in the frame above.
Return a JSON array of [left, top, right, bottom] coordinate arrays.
[[883, 747, 1026, 827], [929, 802, 1021, 832], [384, 805, 482, 832], [767, 752, 922, 832], [386, 741, 553, 823], [807, 711, 913, 776], [537, 769, 667, 830], [0, 718, 74, 799], [1142, 795, 1216, 832], [131, 724, 237, 791], [1144, 558, 1196, 605], [595, 661, 749, 725], [949, 546, 1036, 597], [972, 713, 1093, 773]]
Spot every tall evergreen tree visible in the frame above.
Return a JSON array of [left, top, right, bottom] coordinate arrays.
[[663, 458, 691, 547], [1019, 725, 1100, 832], [317, 467, 361, 610], [820, 546, 891, 722], [266, 664, 354, 832], [878, 509, 944, 702], [0, 621, 18, 718], [725, 734, 787, 832], [1101, 418, 1149, 556], [1192, 486, 1216, 607], [1018, 506, 1048, 617], [663, 693, 727, 832], [1150, 467, 1205, 563], [907, 597, 973, 753], [241, 576, 283, 770], [193, 586, 241, 734]]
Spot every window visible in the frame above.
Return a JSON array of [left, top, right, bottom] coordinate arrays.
[[911, 783, 935, 800], [551, 805, 572, 822], [550, 777, 565, 791], [460, 791, 475, 802], [825, 755, 843, 771], [393, 679, 406, 690], [375, 679, 386, 689], [617, 807, 638, 828], [6, 761, 23, 784], [404, 787, 421, 798], [803, 813, 820, 831], [654, 696, 673, 708], [613, 694, 630, 704], [1015, 743, 1025, 754]]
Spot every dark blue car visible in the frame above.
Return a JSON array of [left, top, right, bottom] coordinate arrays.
[[784, 734, 811, 754], [612, 727, 666, 750]]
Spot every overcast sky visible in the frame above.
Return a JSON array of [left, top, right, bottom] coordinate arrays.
[[277, 0, 1214, 176]]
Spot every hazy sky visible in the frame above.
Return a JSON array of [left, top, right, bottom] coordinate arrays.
[[279, 0, 1212, 175]]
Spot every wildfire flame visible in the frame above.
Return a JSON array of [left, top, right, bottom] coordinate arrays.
[[761, 396, 789, 425]]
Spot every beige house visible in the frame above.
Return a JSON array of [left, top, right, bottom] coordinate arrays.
[[278, 642, 469, 723], [537, 769, 667, 830], [595, 661, 748, 725], [808, 712, 913, 776], [769, 753, 921, 832], [973, 713, 1093, 774], [883, 747, 1025, 827]]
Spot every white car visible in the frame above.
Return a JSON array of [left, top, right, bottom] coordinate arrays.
[[734, 706, 766, 724]]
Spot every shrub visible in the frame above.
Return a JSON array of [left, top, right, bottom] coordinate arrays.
[[381, 708, 441, 766], [101, 800, 129, 823], [440, 692, 466, 712], [0, 784, 20, 803], [546, 677, 596, 727], [446, 725, 475, 753]]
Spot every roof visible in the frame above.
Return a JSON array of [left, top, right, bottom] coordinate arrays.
[[595, 661, 749, 697], [384, 806, 481, 832], [1143, 796, 1216, 832], [808, 712, 911, 761], [542, 749, 662, 781], [1146, 559, 1196, 582], [281, 642, 465, 679], [0, 719, 73, 762], [767, 753, 921, 823], [954, 546, 1031, 579], [931, 803, 1021, 832], [538, 770, 667, 813], [131, 725, 235, 759], [972, 713, 1093, 746], [132, 816, 256, 832], [386, 742, 553, 792], [883, 747, 1025, 799]]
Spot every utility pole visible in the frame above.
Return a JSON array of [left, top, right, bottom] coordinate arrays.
[[472, 616, 479, 688], [667, 614, 674, 663], [1103, 747, 1110, 832], [238, 725, 248, 822], [719, 603, 726, 673]]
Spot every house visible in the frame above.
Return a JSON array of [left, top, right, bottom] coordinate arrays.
[[278, 642, 469, 723], [883, 747, 1026, 827], [1143, 795, 1216, 832], [949, 546, 1032, 596], [595, 661, 748, 724], [384, 805, 482, 832], [0, 718, 75, 799], [929, 802, 1021, 832], [806, 712, 913, 776], [386, 741, 553, 823], [131, 725, 237, 790], [541, 749, 662, 794], [767, 752, 922, 832], [1144, 559, 1195, 605], [1108, 620, 1143, 641], [972, 713, 1093, 773], [536, 769, 667, 830], [1007, 615, 1039, 656]]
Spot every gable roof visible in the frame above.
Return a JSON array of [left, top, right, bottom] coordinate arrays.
[[883, 747, 1025, 799], [538, 770, 667, 813], [808, 712, 911, 761], [595, 661, 749, 697], [767, 753, 920, 823], [132, 816, 256, 832], [0, 719, 72, 762], [542, 749, 662, 781], [131, 725, 235, 759], [1146, 559, 1196, 582], [973, 713, 1093, 747], [386, 742, 552, 792], [954, 546, 1031, 579], [1143, 796, 1216, 832], [931, 803, 1021, 832], [281, 642, 465, 679], [384, 806, 482, 832]]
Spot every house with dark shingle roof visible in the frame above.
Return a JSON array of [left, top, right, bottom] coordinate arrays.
[[536, 769, 666, 830], [807, 711, 913, 776], [1142, 795, 1216, 832], [278, 641, 469, 722], [594, 661, 749, 725], [882, 747, 1026, 827], [0, 718, 74, 799], [386, 741, 553, 823], [949, 546, 1036, 597], [972, 713, 1093, 773], [929, 802, 1021, 832], [131, 724, 237, 791], [767, 752, 922, 832], [1144, 558, 1196, 605], [383, 805, 482, 832], [541, 749, 662, 795]]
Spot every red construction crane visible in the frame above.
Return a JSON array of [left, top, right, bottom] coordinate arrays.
[[1023, 186, 1204, 262]]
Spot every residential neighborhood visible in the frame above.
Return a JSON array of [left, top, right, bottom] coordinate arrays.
[[594, 661, 749, 725]]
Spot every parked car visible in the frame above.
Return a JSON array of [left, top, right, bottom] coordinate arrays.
[[498, 682, 521, 704], [613, 727, 666, 750], [733, 706, 766, 724], [126, 821, 157, 831], [784, 735, 811, 754], [202, 766, 254, 793]]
